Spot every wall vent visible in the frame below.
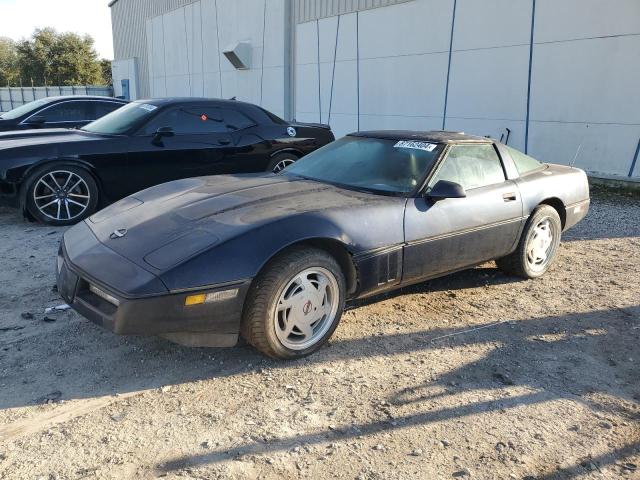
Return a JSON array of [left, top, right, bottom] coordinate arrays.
[[223, 41, 252, 70]]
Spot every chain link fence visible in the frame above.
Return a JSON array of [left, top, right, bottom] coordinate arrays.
[[0, 86, 114, 112]]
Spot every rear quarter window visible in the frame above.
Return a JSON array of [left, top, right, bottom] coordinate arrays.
[[506, 145, 544, 175]]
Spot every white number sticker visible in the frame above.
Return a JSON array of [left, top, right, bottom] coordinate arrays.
[[394, 140, 437, 152], [138, 104, 158, 112]]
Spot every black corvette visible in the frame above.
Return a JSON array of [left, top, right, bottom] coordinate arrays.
[[57, 131, 590, 359], [0, 98, 334, 225], [0, 95, 127, 132]]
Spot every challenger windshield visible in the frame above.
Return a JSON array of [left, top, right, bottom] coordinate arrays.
[[0, 99, 48, 120], [283, 136, 442, 195], [81, 102, 158, 134]]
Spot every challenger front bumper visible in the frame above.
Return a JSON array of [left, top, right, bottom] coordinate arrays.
[[57, 223, 251, 347]]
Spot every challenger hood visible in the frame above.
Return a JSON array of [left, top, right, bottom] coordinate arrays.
[[0, 128, 105, 151], [83, 173, 382, 271]]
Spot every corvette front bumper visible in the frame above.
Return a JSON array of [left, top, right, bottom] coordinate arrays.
[[57, 230, 251, 347]]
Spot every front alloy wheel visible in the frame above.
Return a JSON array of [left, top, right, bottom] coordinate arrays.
[[242, 246, 346, 359], [26, 166, 99, 226], [274, 267, 340, 351]]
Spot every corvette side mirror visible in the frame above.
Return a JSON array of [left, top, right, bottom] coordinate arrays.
[[427, 180, 466, 201], [152, 126, 174, 145]]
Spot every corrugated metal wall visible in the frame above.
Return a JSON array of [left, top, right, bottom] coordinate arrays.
[[111, 0, 199, 98], [294, 0, 413, 23]]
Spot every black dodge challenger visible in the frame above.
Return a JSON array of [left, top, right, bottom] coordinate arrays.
[[57, 131, 590, 359], [0, 98, 333, 225]]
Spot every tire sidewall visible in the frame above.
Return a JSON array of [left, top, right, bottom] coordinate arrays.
[[256, 250, 345, 359], [521, 206, 562, 278], [267, 152, 299, 173], [25, 164, 99, 226]]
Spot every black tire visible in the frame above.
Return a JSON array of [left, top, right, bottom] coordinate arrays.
[[25, 164, 99, 226], [267, 152, 299, 173], [496, 205, 562, 279], [241, 246, 346, 359]]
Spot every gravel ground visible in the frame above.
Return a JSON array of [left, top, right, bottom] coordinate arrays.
[[0, 187, 638, 480]]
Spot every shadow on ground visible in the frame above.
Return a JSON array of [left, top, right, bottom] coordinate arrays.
[[150, 305, 639, 478]]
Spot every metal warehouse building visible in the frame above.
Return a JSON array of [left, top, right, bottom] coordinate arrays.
[[109, 0, 640, 180]]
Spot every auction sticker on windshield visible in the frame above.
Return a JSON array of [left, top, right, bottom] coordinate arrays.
[[394, 141, 437, 152], [139, 104, 158, 112]]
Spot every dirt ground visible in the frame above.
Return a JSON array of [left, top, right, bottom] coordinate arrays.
[[0, 187, 638, 480]]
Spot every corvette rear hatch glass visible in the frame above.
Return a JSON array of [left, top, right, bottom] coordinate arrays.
[[81, 102, 157, 135], [282, 136, 442, 195]]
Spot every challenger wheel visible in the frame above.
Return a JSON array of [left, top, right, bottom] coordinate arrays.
[[25, 165, 99, 226], [267, 152, 298, 173], [496, 205, 562, 279], [242, 246, 345, 359]]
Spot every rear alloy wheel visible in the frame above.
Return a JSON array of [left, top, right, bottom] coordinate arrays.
[[496, 205, 562, 279], [26, 166, 98, 226], [267, 152, 298, 173], [242, 247, 345, 359]]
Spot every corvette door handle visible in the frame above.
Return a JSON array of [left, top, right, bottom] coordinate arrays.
[[502, 192, 517, 202], [218, 138, 231, 145]]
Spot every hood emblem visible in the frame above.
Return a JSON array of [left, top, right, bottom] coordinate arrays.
[[287, 126, 297, 137], [110, 228, 128, 239]]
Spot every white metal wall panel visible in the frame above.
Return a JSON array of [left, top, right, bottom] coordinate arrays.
[[528, 0, 640, 177], [111, 58, 139, 99], [296, 0, 452, 137], [138, 0, 287, 116], [529, 35, 640, 176], [112, 0, 640, 179], [358, 0, 451, 133], [111, 0, 198, 98], [443, 0, 532, 150]]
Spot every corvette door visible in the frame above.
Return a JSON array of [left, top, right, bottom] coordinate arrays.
[[403, 144, 524, 282]]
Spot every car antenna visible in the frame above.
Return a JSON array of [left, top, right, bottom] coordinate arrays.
[[570, 143, 583, 168], [570, 124, 588, 168]]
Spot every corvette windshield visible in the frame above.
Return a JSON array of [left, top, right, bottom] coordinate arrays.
[[0, 99, 48, 120], [283, 136, 442, 195], [81, 102, 157, 134]]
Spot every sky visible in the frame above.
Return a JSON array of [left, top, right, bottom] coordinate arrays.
[[0, 0, 114, 59]]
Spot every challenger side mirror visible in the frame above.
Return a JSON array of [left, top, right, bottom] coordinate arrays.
[[155, 126, 174, 137], [427, 180, 466, 201], [25, 115, 46, 126], [152, 126, 174, 145]]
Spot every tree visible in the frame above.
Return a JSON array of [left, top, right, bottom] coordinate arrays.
[[15, 28, 107, 86], [0, 37, 19, 86], [100, 59, 113, 86]]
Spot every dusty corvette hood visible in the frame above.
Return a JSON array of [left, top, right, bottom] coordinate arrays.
[[83, 173, 383, 271]]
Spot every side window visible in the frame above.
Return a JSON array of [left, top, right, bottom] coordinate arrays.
[[142, 108, 179, 134], [39, 101, 96, 122], [505, 145, 543, 175], [431, 144, 505, 190], [94, 102, 124, 119], [141, 106, 254, 135]]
